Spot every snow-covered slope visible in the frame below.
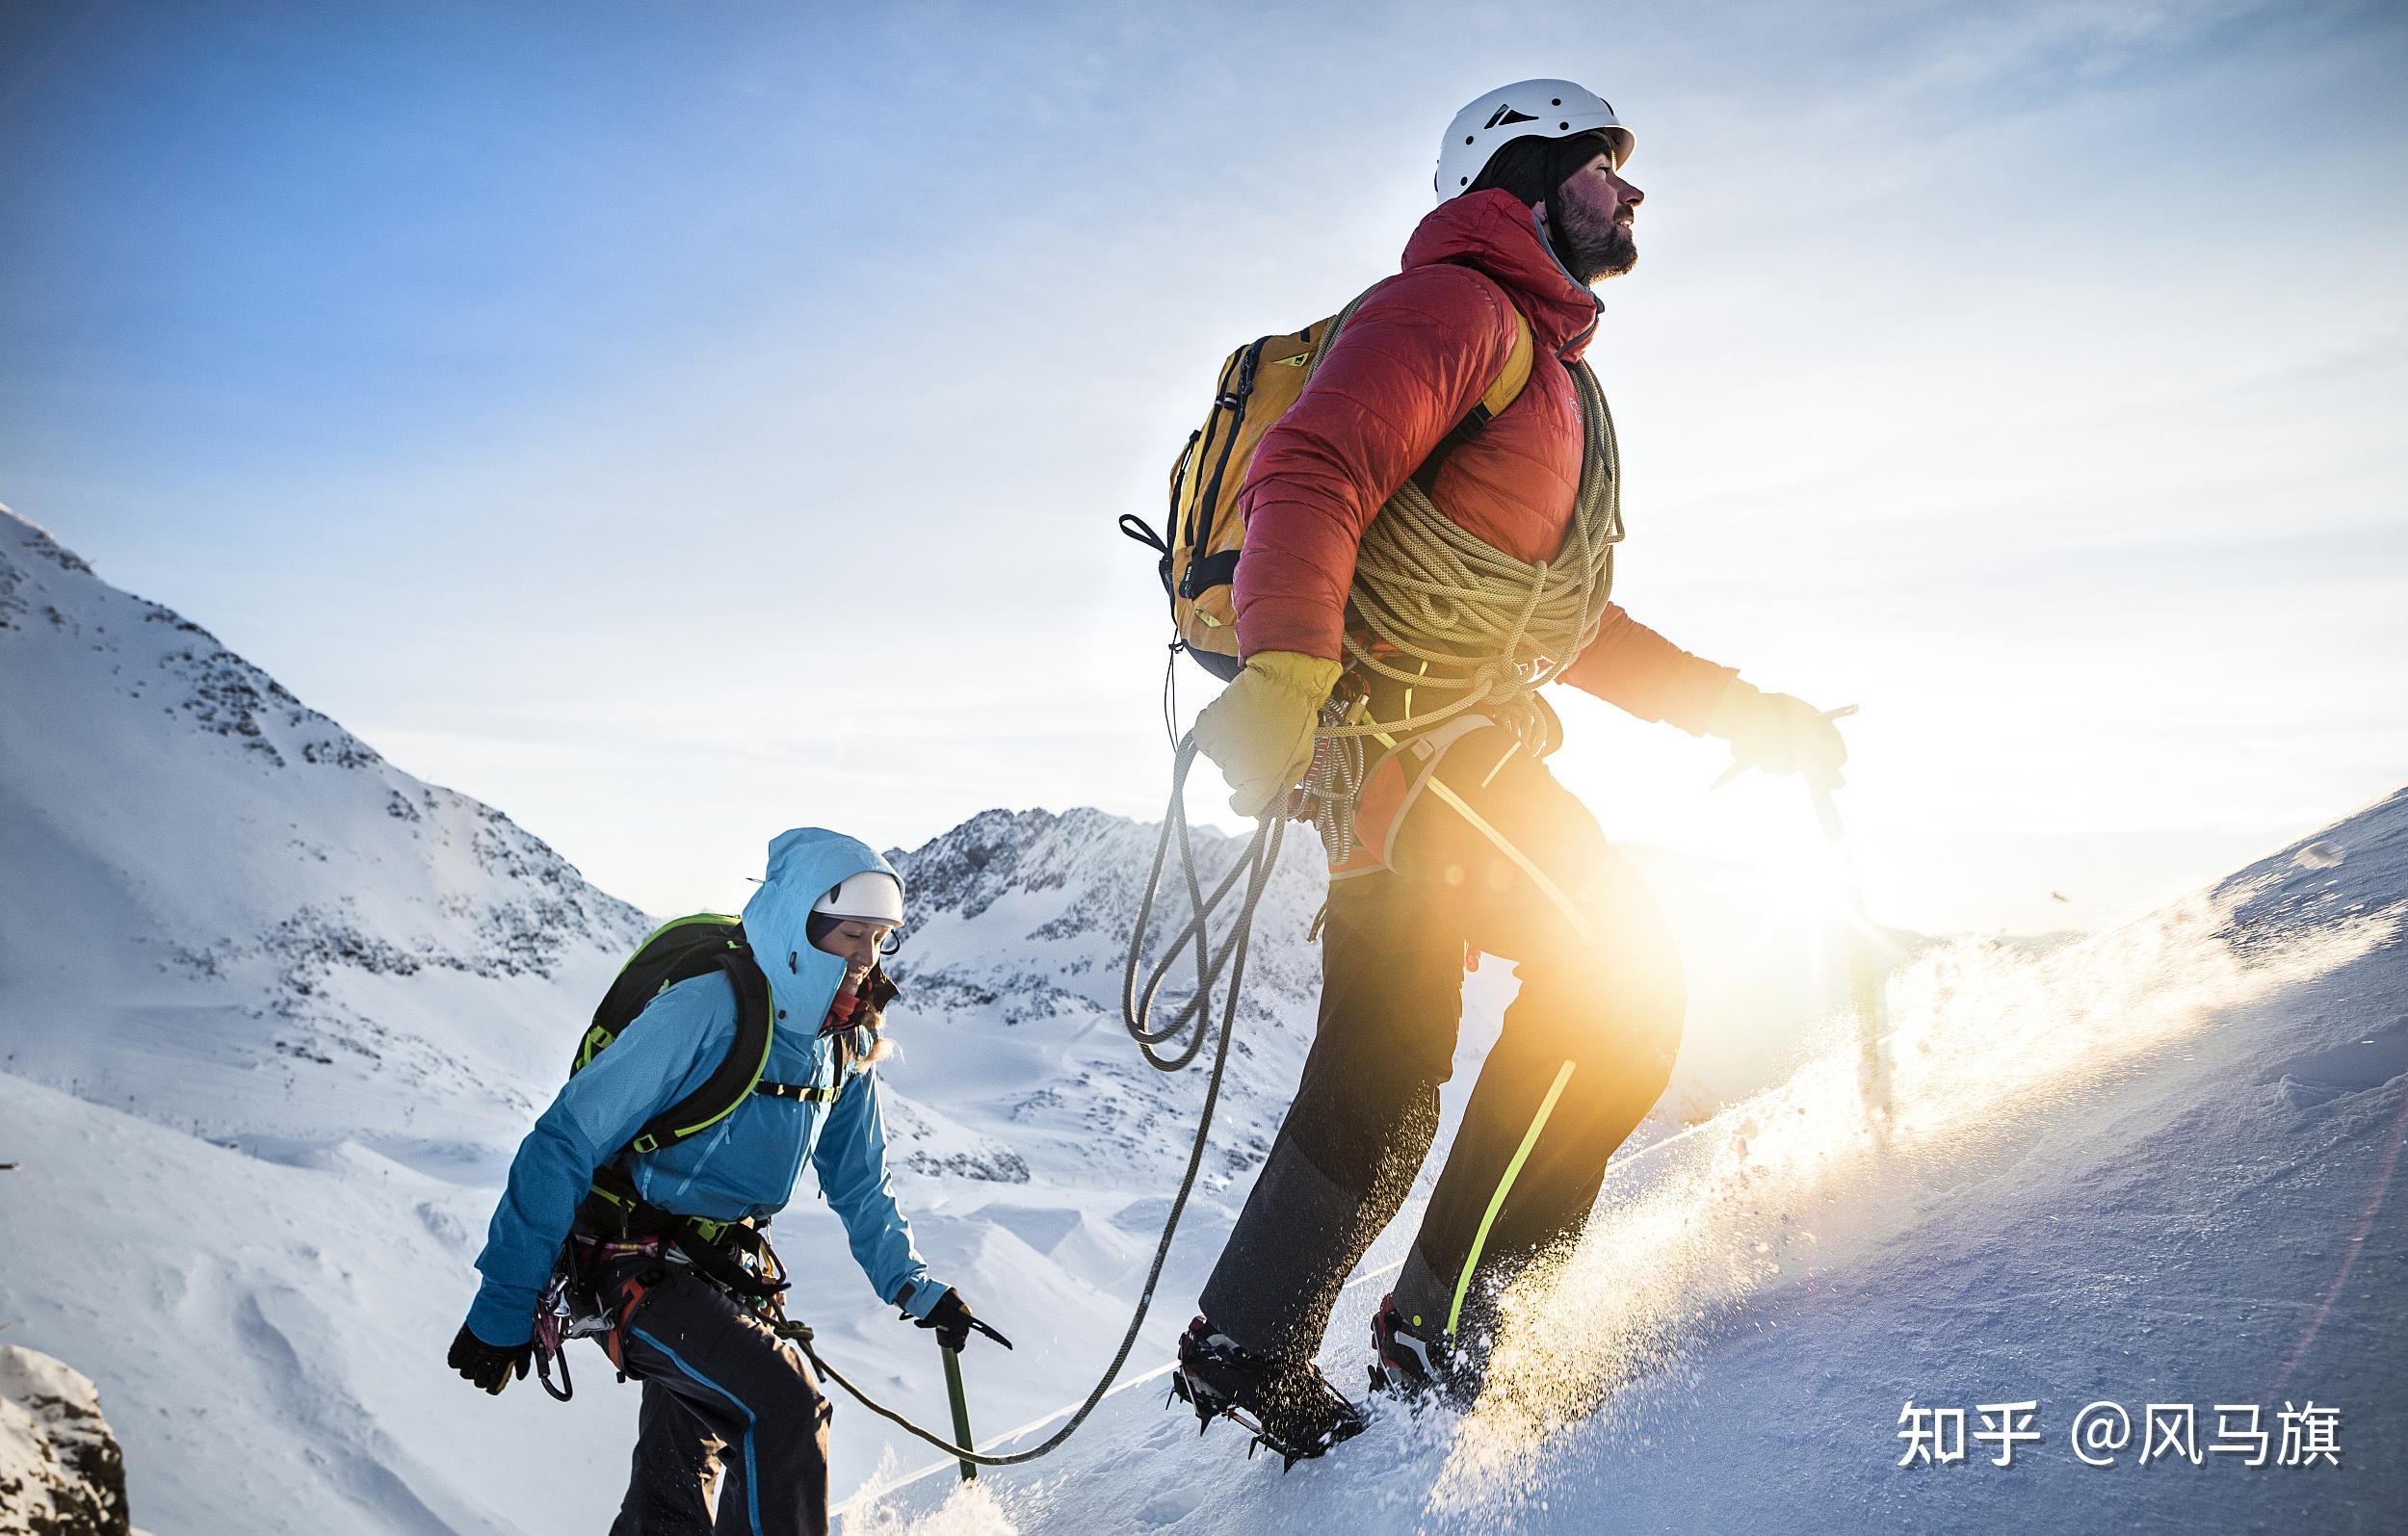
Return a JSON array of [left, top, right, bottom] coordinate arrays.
[[851, 791, 2408, 1534], [13, 497, 2395, 1534], [0, 504, 1474, 1531]]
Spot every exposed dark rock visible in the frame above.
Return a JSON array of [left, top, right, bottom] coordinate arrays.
[[0, 1346, 132, 1536]]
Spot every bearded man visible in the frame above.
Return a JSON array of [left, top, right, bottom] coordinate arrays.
[[1173, 79, 1846, 1460]]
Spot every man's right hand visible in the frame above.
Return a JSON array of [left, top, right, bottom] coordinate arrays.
[[1191, 651, 1343, 817], [1707, 682, 1848, 786], [448, 1322, 532, 1395]]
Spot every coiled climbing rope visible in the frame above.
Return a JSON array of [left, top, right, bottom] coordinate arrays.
[[1313, 290, 1627, 757]]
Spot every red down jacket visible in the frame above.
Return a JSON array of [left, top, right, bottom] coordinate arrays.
[[1230, 188, 1736, 733]]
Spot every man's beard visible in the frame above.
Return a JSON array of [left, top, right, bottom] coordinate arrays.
[[1549, 196, 1637, 285]]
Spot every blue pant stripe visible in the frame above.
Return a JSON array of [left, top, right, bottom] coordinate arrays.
[[631, 1326, 764, 1536]]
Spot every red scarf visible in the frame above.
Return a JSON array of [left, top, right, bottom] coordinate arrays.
[[820, 987, 865, 1037]]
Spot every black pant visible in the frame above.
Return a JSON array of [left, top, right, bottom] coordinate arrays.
[[1200, 724, 1685, 1359], [605, 1269, 833, 1536]]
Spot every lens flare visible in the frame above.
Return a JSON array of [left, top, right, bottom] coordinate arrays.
[[1432, 881, 2397, 1503]]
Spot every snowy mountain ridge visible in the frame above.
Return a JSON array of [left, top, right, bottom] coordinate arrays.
[[0, 505, 649, 1159], [879, 806, 1340, 1188]]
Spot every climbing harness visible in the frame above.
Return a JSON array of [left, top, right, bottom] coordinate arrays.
[[530, 1230, 734, 1402]]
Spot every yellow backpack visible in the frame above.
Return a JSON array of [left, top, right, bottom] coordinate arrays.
[[1121, 283, 1536, 680]]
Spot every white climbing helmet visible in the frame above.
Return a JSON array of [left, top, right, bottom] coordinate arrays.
[[1435, 79, 1633, 202], [812, 870, 904, 927]]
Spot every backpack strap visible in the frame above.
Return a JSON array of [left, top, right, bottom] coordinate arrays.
[[619, 946, 776, 1157], [1410, 307, 1535, 494], [1308, 279, 1538, 498], [577, 914, 747, 1071]]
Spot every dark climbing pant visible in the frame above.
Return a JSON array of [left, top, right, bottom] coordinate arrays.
[[605, 1268, 833, 1536], [1199, 723, 1686, 1361]]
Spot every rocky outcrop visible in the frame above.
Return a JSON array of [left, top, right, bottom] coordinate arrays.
[[0, 1347, 131, 1536]]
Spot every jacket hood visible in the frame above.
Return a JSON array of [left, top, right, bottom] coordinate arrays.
[[1400, 188, 1603, 360], [741, 827, 903, 1029]]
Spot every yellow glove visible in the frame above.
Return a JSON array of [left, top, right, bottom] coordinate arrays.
[[1191, 651, 1343, 817]]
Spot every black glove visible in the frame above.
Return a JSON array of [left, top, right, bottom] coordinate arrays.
[[903, 1286, 1011, 1353], [1708, 686, 1847, 785], [448, 1322, 532, 1395]]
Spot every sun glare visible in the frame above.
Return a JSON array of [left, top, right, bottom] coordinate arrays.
[[1429, 879, 2397, 1505], [1727, 814, 1856, 929]]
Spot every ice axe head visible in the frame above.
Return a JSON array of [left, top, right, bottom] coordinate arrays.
[[1712, 702, 1857, 793], [968, 1316, 1014, 1351]]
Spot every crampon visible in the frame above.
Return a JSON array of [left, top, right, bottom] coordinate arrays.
[[1368, 1291, 1474, 1409], [1170, 1317, 1369, 1471]]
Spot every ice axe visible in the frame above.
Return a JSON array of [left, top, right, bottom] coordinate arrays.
[[940, 1344, 978, 1483], [1709, 702, 1858, 793], [1807, 771, 1893, 1131], [1712, 705, 1892, 1129], [937, 1315, 1014, 1481]]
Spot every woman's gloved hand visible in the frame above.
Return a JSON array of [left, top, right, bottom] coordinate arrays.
[[448, 1322, 532, 1395], [1707, 682, 1848, 785], [901, 1284, 1013, 1352], [1191, 651, 1343, 816]]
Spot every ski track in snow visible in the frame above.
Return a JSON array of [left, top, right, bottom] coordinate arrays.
[[5, 500, 2405, 1533]]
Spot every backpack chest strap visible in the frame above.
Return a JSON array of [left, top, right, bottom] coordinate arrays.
[[755, 1079, 843, 1105]]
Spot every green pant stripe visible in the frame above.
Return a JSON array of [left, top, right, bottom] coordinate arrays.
[[1447, 1058, 1578, 1338]]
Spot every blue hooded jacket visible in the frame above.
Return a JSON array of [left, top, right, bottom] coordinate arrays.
[[466, 828, 945, 1346]]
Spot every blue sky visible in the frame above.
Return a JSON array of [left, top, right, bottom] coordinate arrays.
[[5, 0, 2404, 933]]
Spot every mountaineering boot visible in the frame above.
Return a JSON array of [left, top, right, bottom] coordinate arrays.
[[1368, 1293, 1472, 1408], [1170, 1317, 1369, 1469]]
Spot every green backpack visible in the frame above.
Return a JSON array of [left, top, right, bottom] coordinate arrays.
[[574, 914, 788, 1159]]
